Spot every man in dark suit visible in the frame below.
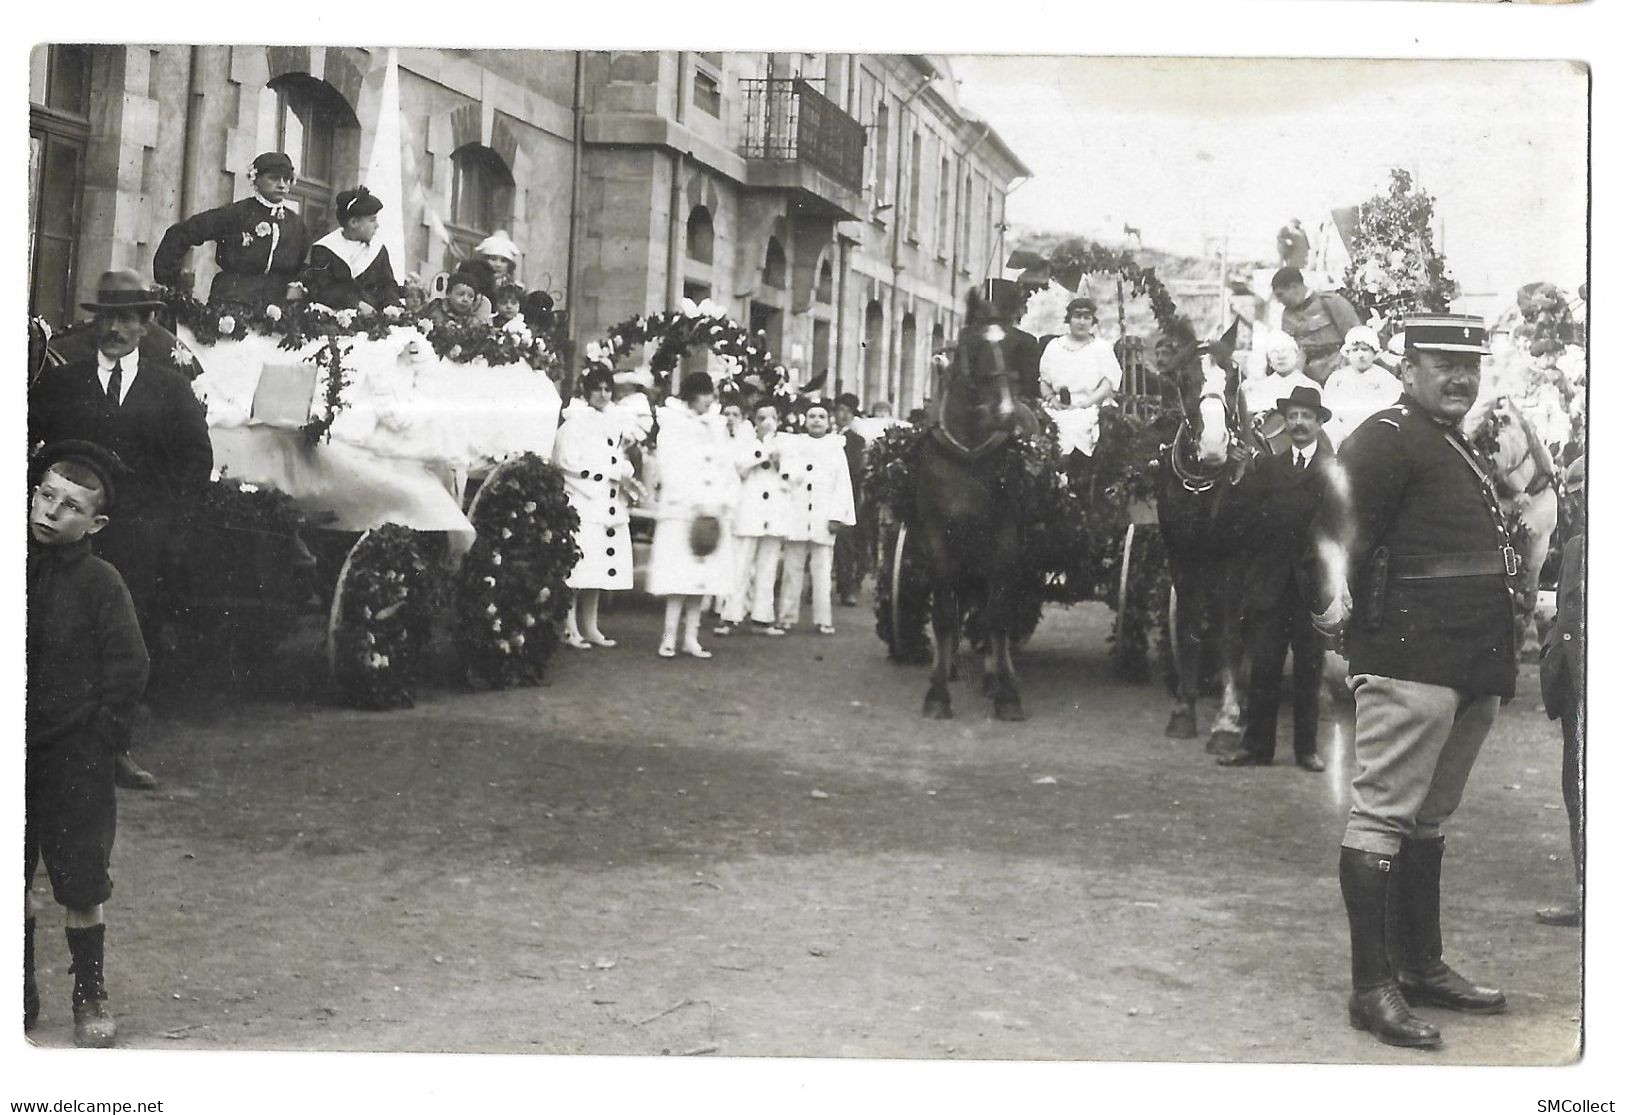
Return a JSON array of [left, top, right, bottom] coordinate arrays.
[[152, 151, 311, 309], [1218, 385, 1333, 771], [1536, 457, 1585, 927], [28, 270, 215, 790], [831, 393, 869, 606]]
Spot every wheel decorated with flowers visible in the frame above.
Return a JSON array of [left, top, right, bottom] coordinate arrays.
[[326, 524, 444, 709], [581, 296, 793, 398], [455, 453, 581, 689]]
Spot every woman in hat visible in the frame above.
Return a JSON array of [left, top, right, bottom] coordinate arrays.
[[1039, 296, 1124, 460], [474, 231, 522, 285], [152, 152, 312, 309], [299, 186, 402, 315], [646, 372, 735, 658], [552, 369, 639, 649]]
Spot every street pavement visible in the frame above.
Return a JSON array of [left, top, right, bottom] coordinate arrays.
[[24, 590, 1582, 1064]]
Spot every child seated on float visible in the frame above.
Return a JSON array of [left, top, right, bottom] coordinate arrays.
[[421, 271, 490, 332], [1322, 325, 1400, 447], [493, 283, 525, 329]]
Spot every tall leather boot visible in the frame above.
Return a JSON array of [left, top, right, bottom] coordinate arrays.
[[1341, 847, 1441, 1048], [1393, 836, 1507, 1013], [24, 916, 39, 1032], [65, 925, 117, 1048]]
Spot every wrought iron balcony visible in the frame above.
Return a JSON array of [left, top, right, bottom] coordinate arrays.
[[738, 78, 866, 196]]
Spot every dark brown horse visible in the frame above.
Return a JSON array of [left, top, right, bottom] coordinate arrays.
[[913, 292, 1037, 721], [1153, 320, 1255, 748]]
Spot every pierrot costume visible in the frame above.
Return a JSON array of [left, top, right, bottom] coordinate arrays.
[[776, 428, 856, 630], [646, 400, 736, 598], [553, 400, 637, 591], [723, 428, 793, 625]]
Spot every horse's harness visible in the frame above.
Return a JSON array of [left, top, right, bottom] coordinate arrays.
[[927, 327, 1025, 463], [1493, 404, 1557, 499], [1165, 382, 1247, 494]]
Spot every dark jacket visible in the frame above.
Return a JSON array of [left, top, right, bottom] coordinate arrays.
[[1000, 326, 1042, 404], [28, 356, 214, 516], [839, 427, 867, 506], [1234, 444, 1331, 613], [152, 195, 312, 307], [1335, 395, 1519, 697], [1540, 534, 1585, 719], [300, 240, 402, 312], [26, 538, 150, 751]]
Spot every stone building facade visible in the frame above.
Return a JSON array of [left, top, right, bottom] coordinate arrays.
[[29, 46, 1025, 412]]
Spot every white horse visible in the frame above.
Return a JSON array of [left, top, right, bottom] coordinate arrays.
[[1465, 395, 1561, 658]]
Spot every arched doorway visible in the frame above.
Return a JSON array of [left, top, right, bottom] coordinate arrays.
[[268, 73, 361, 235], [862, 299, 885, 407], [898, 312, 918, 413]]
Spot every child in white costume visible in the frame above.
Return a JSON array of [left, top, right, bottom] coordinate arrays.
[[552, 368, 638, 648], [1321, 325, 1400, 447], [1039, 296, 1123, 457], [776, 400, 856, 634], [646, 373, 735, 658], [716, 401, 792, 636]]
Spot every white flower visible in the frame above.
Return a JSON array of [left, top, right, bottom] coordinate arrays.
[[240, 232, 254, 248], [448, 345, 463, 360], [209, 466, 223, 483], [502, 316, 531, 339], [698, 298, 727, 319], [265, 304, 283, 322], [522, 501, 537, 514], [583, 341, 608, 363], [383, 305, 404, 320], [217, 315, 237, 335], [309, 303, 333, 317], [500, 528, 513, 540], [537, 587, 551, 604], [680, 297, 700, 318], [239, 482, 259, 494], [377, 655, 390, 669], [985, 325, 1005, 344], [522, 614, 536, 628], [512, 633, 525, 648], [491, 553, 503, 566], [336, 309, 357, 328], [486, 603, 499, 616], [255, 221, 273, 238], [483, 576, 497, 588], [492, 620, 502, 633], [362, 606, 374, 620], [497, 639, 512, 654], [417, 318, 435, 334]]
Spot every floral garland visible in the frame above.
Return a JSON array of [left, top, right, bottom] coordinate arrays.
[[1514, 281, 1581, 357], [1037, 241, 1183, 336], [301, 335, 354, 447], [581, 297, 791, 398], [454, 454, 580, 689], [330, 524, 444, 710], [1338, 168, 1460, 336]]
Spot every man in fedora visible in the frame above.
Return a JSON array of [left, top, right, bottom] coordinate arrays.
[[1218, 384, 1335, 772], [153, 151, 311, 308], [1313, 312, 1516, 1049], [29, 270, 215, 790]]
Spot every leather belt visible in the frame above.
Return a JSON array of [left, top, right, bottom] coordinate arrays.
[[1389, 548, 1521, 580]]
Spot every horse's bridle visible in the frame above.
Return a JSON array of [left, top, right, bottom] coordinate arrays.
[[1166, 381, 1244, 494]]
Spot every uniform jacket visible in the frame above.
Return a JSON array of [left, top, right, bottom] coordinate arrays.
[[732, 431, 793, 538], [1281, 291, 1360, 383], [26, 538, 150, 751], [299, 230, 402, 312], [153, 196, 312, 307], [778, 432, 857, 545], [553, 402, 636, 527], [28, 357, 214, 516], [1335, 394, 1519, 697], [1540, 534, 1585, 719], [1233, 443, 1331, 613]]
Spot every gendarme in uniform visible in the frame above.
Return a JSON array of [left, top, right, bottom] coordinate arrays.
[[1321, 312, 1517, 1050]]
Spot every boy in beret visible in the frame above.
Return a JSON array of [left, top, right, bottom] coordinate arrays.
[[26, 442, 151, 1047], [153, 152, 312, 309], [299, 185, 402, 315]]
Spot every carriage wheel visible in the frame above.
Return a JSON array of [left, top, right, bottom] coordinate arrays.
[[890, 521, 910, 658], [1110, 523, 1139, 677], [325, 528, 373, 680]]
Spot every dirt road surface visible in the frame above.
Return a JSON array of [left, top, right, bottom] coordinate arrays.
[[23, 594, 1581, 1068]]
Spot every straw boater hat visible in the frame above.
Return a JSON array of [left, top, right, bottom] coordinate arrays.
[[80, 269, 165, 312]]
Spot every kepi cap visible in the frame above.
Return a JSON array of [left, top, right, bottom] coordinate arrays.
[[1403, 313, 1491, 355]]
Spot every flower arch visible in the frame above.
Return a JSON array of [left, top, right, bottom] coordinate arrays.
[[581, 297, 793, 398]]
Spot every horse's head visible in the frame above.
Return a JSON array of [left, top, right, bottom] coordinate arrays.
[[1155, 317, 1241, 470], [941, 288, 1019, 431]]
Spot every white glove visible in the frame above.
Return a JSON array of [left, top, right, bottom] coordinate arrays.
[[1312, 581, 1353, 638]]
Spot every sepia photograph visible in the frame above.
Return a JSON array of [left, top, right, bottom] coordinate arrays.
[[12, 7, 1605, 1110]]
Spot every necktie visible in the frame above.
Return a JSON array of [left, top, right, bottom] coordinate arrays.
[[1296, 451, 1307, 471], [106, 360, 123, 407]]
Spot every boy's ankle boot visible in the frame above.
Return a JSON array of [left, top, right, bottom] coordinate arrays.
[[1340, 847, 1441, 1048], [1392, 836, 1507, 1013], [24, 916, 39, 1032], [65, 925, 117, 1048]]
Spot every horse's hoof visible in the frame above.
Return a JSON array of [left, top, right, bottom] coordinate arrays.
[[923, 699, 954, 720], [1207, 728, 1241, 753], [1165, 710, 1198, 739], [994, 700, 1027, 723]]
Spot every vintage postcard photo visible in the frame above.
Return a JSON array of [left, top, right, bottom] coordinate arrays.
[[16, 26, 1595, 1113]]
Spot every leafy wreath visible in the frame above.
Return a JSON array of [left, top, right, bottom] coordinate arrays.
[[330, 524, 444, 709], [1034, 240, 1184, 337], [455, 454, 580, 689], [581, 297, 792, 398]]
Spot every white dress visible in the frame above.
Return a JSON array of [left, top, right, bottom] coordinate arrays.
[[552, 400, 636, 590], [1321, 365, 1401, 448], [1039, 336, 1123, 456], [646, 401, 736, 597], [1240, 368, 1319, 419]]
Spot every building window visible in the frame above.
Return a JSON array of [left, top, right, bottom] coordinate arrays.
[[446, 143, 515, 266], [815, 257, 833, 304], [29, 45, 93, 325], [959, 170, 974, 267], [692, 70, 721, 117], [873, 100, 890, 206], [686, 205, 714, 265], [763, 237, 787, 289], [936, 154, 951, 258], [906, 131, 922, 241], [271, 74, 359, 235]]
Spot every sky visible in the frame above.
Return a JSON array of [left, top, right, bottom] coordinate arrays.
[[949, 57, 1588, 302]]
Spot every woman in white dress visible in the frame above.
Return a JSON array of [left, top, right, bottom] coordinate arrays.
[[646, 372, 735, 658], [1321, 325, 1400, 447], [1240, 331, 1319, 419], [1039, 297, 1124, 460], [552, 368, 638, 648]]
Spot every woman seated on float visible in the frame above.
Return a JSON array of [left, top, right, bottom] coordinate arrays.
[[1321, 325, 1400, 447], [1039, 296, 1123, 461], [298, 186, 402, 315]]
